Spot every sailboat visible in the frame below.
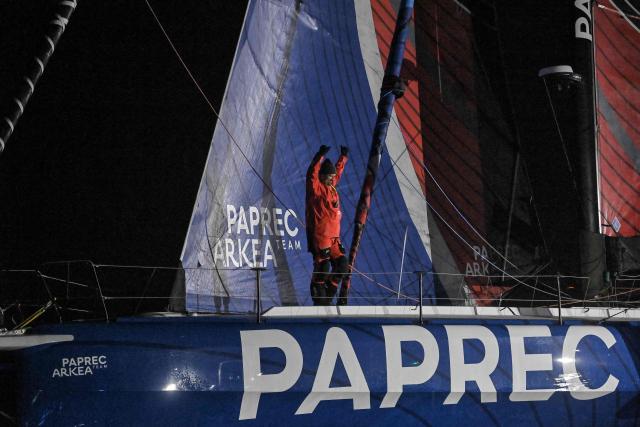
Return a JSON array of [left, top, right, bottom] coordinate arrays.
[[1, 0, 640, 425]]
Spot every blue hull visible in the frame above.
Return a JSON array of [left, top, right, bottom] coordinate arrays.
[[9, 314, 640, 426]]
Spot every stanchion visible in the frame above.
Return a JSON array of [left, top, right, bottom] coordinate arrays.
[[556, 275, 563, 325], [253, 267, 266, 323], [416, 271, 424, 325]]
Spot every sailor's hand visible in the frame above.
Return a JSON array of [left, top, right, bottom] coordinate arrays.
[[340, 145, 349, 156], [318, 145, 331, 155]]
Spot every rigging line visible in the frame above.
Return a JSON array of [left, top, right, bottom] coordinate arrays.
[[597, 5, 640, 64], [386, 114, 522, 272], [489, 2, 552, 265], [381, 118, 504, 271], [451, 0, 472, 15], [143, 0, 307, 232], [541, 78, 583, 199], [144, 1, 535, 301], [597, 1, 640, 23], [204, 205, 231, 298], [279, 97, 428, 271], [623, 0, 640, 16], [582, 286, 640, 304], [389, 150, 565, 299], [598, 308, 630, 323], [350, 263, 419, 301]]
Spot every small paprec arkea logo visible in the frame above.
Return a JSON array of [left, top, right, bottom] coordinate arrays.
[[51, 355, 108, 378]]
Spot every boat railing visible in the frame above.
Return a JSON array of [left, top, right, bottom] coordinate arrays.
[[1, 260, 639, 330]]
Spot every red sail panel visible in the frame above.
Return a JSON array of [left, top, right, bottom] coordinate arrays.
[[370, 0, 427, 197], [371, 0, 500, 304], [595, 2, 640, 236]]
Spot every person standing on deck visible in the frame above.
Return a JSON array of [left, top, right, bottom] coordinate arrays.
[[306, 145, 349, 305]]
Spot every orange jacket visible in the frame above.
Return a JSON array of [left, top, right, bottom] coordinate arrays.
[[305, 153, 347, 252]]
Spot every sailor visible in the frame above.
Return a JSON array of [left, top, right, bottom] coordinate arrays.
[[306, 144, 349, 305]]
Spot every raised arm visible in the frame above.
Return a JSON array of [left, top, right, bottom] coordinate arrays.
[[334, 146, 349, 185], [306, 145, 330, 194]]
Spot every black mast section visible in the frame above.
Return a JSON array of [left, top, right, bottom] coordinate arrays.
[[0, 0, 78, 155]]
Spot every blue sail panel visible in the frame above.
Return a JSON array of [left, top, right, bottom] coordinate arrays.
[[181, 0, 434, 312]]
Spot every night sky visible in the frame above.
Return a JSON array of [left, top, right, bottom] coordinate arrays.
[[0, 0, 248, 268]]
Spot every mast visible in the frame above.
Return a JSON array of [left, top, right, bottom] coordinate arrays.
[[339, 0, 414, 305], [536, 0, 604, 298], [0, 0, 78, 156], [573, 0, 605, 298]]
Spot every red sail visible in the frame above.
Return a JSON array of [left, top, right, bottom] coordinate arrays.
[[595, 1, 640, 237], [370, 0, 520, 305]]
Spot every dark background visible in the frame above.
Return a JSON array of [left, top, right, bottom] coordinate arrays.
[[0, 0, 248, 268]]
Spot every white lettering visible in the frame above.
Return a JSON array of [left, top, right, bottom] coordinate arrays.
[[575, 0, 591, 17], [574, 0, 592, 41], [273, 208, 284, 236], [264, 240, 277, 268], [444, 325, 499, 404], [237, 206, 249, 234], [239, 239, 252, 267], [225, 239, 239, 268], [251, 239, 260, 267], [575, 16, 592, 40], [296, 327, 370, 415], [465, 263, 474, 276], [52, 355, 107, 378], [473, 263, 481, 276], [239, 330, 303, 420], [562, 326, 619, 400], [284, 209, 299, 237], [506, 326, 555, 401], [249, 206, 260, 235], [227, 205, 238, 234], [380, 325, 439, 408], [261, 208, 273, 235]]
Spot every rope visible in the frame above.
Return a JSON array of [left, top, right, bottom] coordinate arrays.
[[143, 0, 433, 301], [143, 0, 306, 232], [387, 117, 522, 272], [541, 77, 582, 198], [597, 2, 640, 23], [141, 1, 598, 304], [385, 145, 565, 299], [8, 261, 640, 308]]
